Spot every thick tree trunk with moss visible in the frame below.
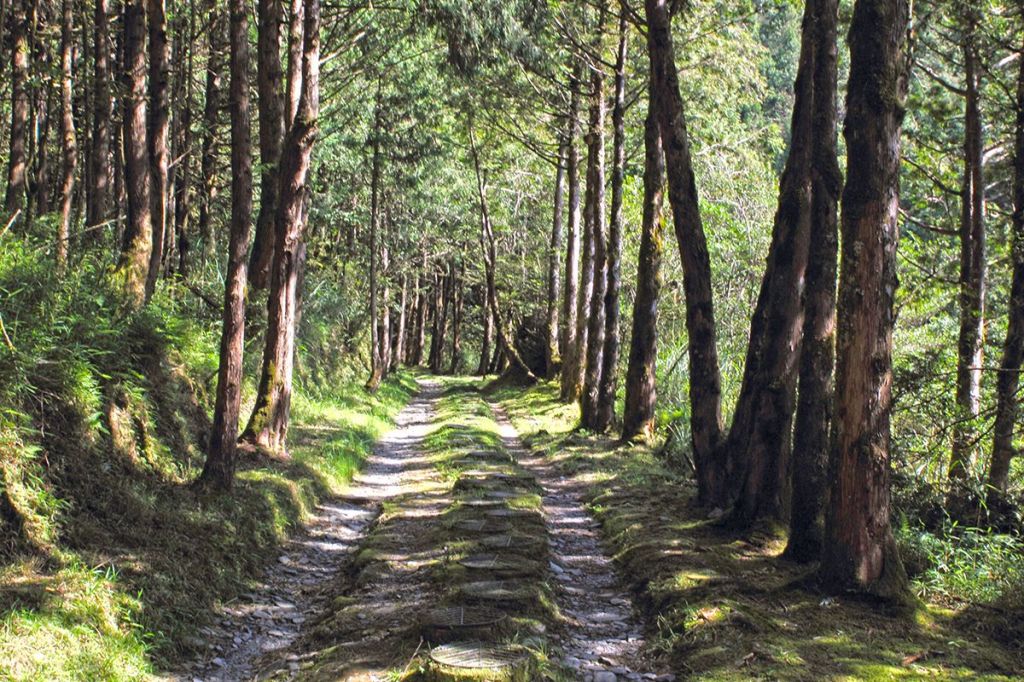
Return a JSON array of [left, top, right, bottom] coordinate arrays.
[[241, 0, 319, 452], [146, 0, 170, 298], [950, 9, 987, 483], [596, 11, 628, 433], [116, 0, 153, 307], [4, 0, 29, 222], [644, 0, 724, 505], [622, 95, 665, 443], [784, 0, 841, 561], [200, 0, 253, 490], [988, 43, 1024, 499], [820, 0, 910, 598], [559, 63, 583, 400]]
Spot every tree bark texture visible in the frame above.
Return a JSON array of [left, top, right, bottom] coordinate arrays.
[[200, 0, 253, 490], [820, 0, 910, 598], [57, 0, 76, 271], [146, 0, 170, 298], [622, 91, 665, 443], [987, 38, 1024, 498], [784, 0, 841, 562], [4, 0, 29, 221], [644, 0, 724, 505], [559, 62, 583, 400]]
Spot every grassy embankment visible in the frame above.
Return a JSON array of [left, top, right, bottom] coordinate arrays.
[[495, 380, 1023, 681], [0, 241, 416, 680]]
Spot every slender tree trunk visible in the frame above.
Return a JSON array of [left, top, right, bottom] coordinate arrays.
[[241, 0, 319, 452], [820, 0, 910, 598], [30, 83, 52, 225], [545, 142, 566, 378], [644, 0, 724, 505], [198, 1, 224, 263], [87, 0, 111, 237], [581, 8, 609, 429], [200, 0, 252, 490], [450, 261, 465, 374], [414, 256, 428, 365], [784, 0, 841, 562], [116, 0, 154, 307], [987, 42, 1024, 499], [56, 0, 75, 271], [378, 245, 392, 375], [950, 10, 987, 483], [468, 123, 537, 382], [4, 0, 29, 222], [622, 90, 665, 443], [249, 0, 284, 289], [393, 273, 407, 368], [365, 81, 384, 390], [596, 10, 628, 432], [146, 0, 170, 298], [477, 288, 494, 375], [559, 63, 583, 400], [429, 269, 449, 373], [172, 1, 195, 276]]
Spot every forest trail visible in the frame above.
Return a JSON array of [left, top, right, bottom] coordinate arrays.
[[170, 382, 441, 681], [488, 402, 662, 680], [173, 379, 667, 681]]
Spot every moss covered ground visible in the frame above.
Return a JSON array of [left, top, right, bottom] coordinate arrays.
[[494, 380, 1023, 681]]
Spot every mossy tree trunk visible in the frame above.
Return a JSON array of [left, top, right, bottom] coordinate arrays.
[[622, 86, 665, 443]]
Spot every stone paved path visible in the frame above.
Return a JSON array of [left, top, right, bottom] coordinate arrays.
[[488, 401, 673, 682]]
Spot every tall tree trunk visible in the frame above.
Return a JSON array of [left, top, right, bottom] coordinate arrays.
[[172, 0, 195, 276], [468, 123, 537, 382], [450, 261, 465, 374], [249, 0, 285, 289], [596, 10, 628, 432], [116, 0, 154, 307], [394, 272, 407, 368], [4, 0, 29, 222], [581, 7, 609, 429], [622, 90, 665, 443], [56, 0, 76, 271], [197, 1, 224, 264], [86, 0, 111, 237], [429, 269, 448, 373], [726, 0, 840, 524], [545, 142, 566, 378], [241, 0, 319, 452], [644, 0, 724, 505], [146, 0, 170, 298], [559, 63, 583, 400], [950, 9, 986, 483], [784, 0, 841, 562], [820, 0, 910, 598], [365, 81, 384, 390], [477, 287, 494, 375], [413, 256, 428, 366], [199, 0, 252, 490], [987, 40, 1024, 499], [378, 245, 391, 375]]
